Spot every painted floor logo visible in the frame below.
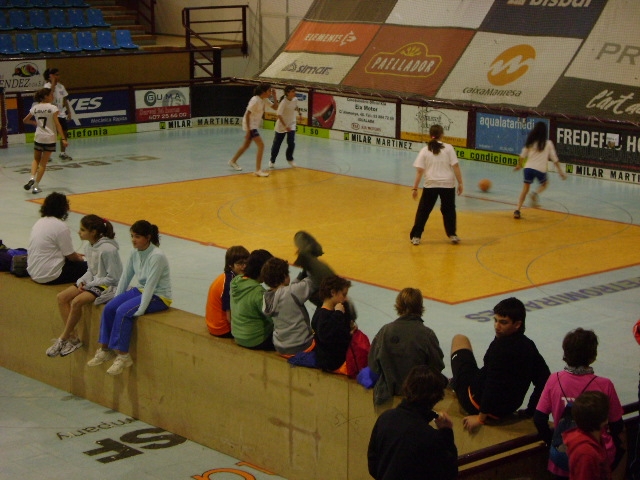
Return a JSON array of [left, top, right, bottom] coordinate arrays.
[[488, 44, 536, 86]]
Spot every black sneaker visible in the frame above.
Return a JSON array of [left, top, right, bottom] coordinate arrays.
[[23, 179, 34, 190], [513, 210, 521, 219]]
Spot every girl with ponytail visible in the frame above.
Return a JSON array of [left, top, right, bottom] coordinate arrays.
[[87, 220, 172, 375]]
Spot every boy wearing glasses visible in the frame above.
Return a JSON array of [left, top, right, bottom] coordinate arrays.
[[450, 297, 550, 432]]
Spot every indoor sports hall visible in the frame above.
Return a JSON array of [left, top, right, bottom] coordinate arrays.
[[1, 122, 639, 479], [2, 0, 640, 478]]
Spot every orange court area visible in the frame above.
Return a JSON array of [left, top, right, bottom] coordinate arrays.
[[56, 168, 640, 304]]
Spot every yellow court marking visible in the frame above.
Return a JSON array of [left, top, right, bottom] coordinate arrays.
[[62, 169, 640, 304]]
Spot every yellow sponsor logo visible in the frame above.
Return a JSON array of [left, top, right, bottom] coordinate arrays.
[[488, 44, 536, 86]]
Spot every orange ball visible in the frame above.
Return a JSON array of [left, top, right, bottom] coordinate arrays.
[[478, 178, 492, 192]]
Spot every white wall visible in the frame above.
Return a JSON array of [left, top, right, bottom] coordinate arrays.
[[155, 0, 312, 78]]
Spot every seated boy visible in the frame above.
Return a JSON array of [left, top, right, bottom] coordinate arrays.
[[261, 257, 317, 356], [450, 297, 550, 432], [564, 391, 612, 480], [230, 249, 274, 350]]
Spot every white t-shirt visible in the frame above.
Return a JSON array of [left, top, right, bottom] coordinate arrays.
[[413, 142, 459, 188], [520, 140, 558, 173], [242, 95, 272, 131], [274, 97, 298, 133], [29, 102, 59, 145], [43, 81, 69, 119], [27, 217, 76, 283]]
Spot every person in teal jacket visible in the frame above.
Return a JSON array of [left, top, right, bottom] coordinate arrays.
[[87, 220, 172, 376], [230, 249, 274, 349]]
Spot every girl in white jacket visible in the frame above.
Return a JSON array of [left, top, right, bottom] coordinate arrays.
[[47, 215, 122, 358]]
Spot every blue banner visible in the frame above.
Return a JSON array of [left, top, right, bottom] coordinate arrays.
[[475, 113, 548, 154]]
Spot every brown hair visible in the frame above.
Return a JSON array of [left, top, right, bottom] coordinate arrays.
[[427, 124, 444, 155], [81, 214, 116, 240], [394, 287, 424, 316]]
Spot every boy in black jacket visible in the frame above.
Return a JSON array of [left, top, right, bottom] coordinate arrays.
[[450, 297, 550, 432]]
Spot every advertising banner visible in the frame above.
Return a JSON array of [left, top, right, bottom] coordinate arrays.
[[564, 0, 640, 87], [311, 93, 396, 138], [555, 122, 640, 172], [540, 77, 640, 123], [475, 113, 548, 153], [480, 0, 607, 38], [436, 32, 582, 107], [134, 87, 190, 123], [259, 52, 357, 84], [285, 21, 379, 55], [342, 26, 473, 96], [305, 0, 397, 23], [66, 90, 130, 127], [386, 0, 494, 28], [0, 60, 46, 92], [400, 105, 468, 146]]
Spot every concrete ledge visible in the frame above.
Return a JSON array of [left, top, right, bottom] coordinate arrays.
[[0, 273, 544, 480]]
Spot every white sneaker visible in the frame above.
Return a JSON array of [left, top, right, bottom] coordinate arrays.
[[228, 160, 242, 171], [529, 192, 539, 207], [288, 160, 297, 167], [254, 170, 269, 177], [269, 162, 275, 169], [411, 237, 421, 245], [449, 235, 460, 244], [107, 354, 133, 375], [87, 348, 116, 367], [59, 152, 72, 161], [46, 338, 66, 357], [60, 338, 83, 357]]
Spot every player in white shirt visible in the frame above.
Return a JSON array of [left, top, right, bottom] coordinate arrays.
[[269, 85, 299, 169], [22, 88, 69, 194], [409, 124, 464, 245], [228, 83, 279, 177], [513, 122, 566, 219], [43, 68, 73, 160]]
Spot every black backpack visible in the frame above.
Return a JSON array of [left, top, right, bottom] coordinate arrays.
[[549, 374, 597, 471]]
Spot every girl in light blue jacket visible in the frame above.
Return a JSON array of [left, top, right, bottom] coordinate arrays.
[[87, 220, 172, 375]]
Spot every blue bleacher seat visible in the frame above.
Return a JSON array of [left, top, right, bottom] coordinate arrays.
[[9, 9, 32, 29], [29, 9, 51, 28], [67, 0, 89, 7], [86, 8, 109, 27], [0, 33, 19, 53], [47, 0, 67, 7], [0, 12, 11, 30], [67, 7, 88, 27], [37, 32, 60, 53], [96, 29, 119, 50], [29, 0, 47, 7], [115, 29, 138, 49], [56, 30, 81, 52], [0, 0, 12, 9], [48, 8, 70, 28], [16, 32, 40, 53], [10, 0, 31, 8], [76, 30, 99, 51]]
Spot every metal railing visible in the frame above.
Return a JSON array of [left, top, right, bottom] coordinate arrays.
[[124, 0, 157, 35], [182, 5, 248, 54]]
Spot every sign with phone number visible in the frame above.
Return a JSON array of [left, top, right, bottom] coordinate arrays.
[[134, 87, 191, 123]]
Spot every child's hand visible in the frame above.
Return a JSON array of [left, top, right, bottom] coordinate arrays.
[[335, 302, 345, 313]]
